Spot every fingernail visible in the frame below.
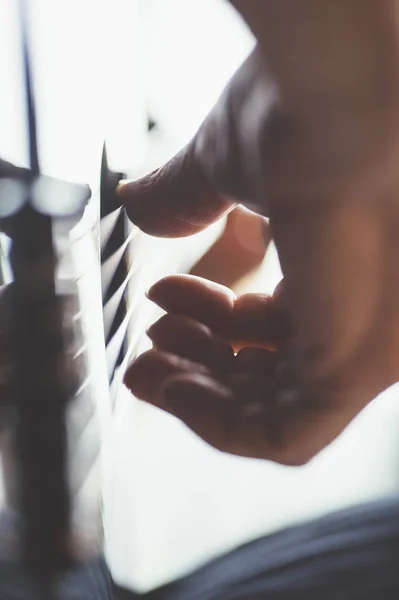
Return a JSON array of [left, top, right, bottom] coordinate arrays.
[[117, 168, 160, 199], [116, 179, 136, 198], [122, 369, 130, 387], [145, 286, 154, 300], [145, 323, 155, 338]]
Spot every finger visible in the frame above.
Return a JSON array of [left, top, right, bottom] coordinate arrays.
[[161, 374, 239, 449], [117, 145, 236, 238], [233, 287, 293, 350], [116, 51, 268, 238], [147, 274, 235, 337], [147, 276, 293, 348], [190, 207, 270, 289], [226, 373, 274, 407], [160, 374, 276, 458], [234, 347, 276, 377], [146, 313, 234, 372], [161, 373, 360, 465], [123, 349, 210, 404]]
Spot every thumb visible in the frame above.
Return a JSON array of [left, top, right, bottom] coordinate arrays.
[[116, 142, 236, 238], [116, 51, 266, 238]]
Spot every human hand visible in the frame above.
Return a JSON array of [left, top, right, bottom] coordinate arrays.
[[124, 274, 318, 465], [124, 270, 399, 465], [119, 4, 399, 464]]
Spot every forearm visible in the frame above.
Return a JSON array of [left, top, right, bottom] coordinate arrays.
[[230, 1, 399, 115]]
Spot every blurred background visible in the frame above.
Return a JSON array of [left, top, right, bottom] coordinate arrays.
[[1, 0, 399, 595]]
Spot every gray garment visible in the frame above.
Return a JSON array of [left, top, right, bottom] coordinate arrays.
[[2, 496, 399, 599], [116, 495, 399, 600], [0, 556, 112, 600], [0, 511, 112, 600]]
